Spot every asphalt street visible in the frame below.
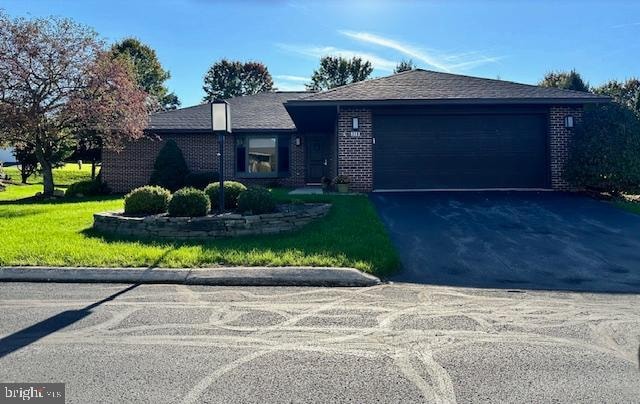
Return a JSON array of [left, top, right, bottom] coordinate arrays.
[[0, 282, 639, 403]]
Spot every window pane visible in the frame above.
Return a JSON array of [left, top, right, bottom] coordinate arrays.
[[248, 137, 277, 174]]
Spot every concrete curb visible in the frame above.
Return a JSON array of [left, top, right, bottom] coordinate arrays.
[[0, 266, 381, 287]]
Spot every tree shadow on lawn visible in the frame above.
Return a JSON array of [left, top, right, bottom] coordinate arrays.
[[0, 194, 123, 206], [0, 208, 47, 218], [79, 224, 391, 275]]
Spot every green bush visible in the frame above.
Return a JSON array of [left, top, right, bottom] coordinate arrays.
[[124, 186, 171, 215], [149, 139, 189, 192], [65, 179, 110, 197], [204, 181, 247, 210], [566, 104, 640, 194], [237, 186, 276, 214], [184, 171, 220, 190], [167, 187, 210, 217]]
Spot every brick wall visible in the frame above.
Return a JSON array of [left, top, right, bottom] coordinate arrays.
[[102, 134, 218, 193], [102, 132, 305, 193], [337, 108, 373, 192], [327, 129, 338, 180], [549, 106, 583, 190]]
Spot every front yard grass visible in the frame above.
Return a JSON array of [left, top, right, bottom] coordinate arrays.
[[0, 182, 399, 276], [613, 198, 640, 215]]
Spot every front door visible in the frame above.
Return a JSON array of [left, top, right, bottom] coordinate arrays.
[[306, 135, 328, 183]]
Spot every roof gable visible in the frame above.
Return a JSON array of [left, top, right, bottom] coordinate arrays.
[[294, 69, 608, 103]]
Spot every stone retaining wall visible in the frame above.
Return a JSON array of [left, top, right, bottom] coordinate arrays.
[[93, 203, 331, 239]]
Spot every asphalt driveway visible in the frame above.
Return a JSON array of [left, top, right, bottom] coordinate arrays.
[[371, 192, 640, 293]]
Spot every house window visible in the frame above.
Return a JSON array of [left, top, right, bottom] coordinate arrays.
[[236, 135, 290, 177]]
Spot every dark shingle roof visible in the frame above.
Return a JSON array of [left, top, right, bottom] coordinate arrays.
[[149, 91, 310, 132], [293, 69, 608, 104]]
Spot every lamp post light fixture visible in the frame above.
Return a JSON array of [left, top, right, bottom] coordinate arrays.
[[210, 100, 232, 214], [564, 115, 574, 128]]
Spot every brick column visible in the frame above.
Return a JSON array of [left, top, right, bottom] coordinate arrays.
[[222, 134, 235, 181], [337, 108, 373, 192], [549, 106, 583, 190]]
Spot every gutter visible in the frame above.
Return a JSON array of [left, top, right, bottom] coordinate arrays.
[[284, 96, 612, 108]]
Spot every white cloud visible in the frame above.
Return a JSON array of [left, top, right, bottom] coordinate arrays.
[[340, 30, 502, 72], [275, 81, 307, 91], [340, 30, 451, 71], [611, 21, 640, 28], [276, 43, 396, 72], [274, 75, 309, 82]]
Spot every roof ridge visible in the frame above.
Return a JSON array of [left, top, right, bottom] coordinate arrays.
[[273, 90, 314, 94], [299, 68, 606, 102], [304, 70, 416, 98], [412, 69, 597, 96], [152, 103, 207, 116], [153, 91, 312, 116]]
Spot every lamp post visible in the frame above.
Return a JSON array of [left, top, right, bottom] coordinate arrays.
[[210, 100, 231, 214]]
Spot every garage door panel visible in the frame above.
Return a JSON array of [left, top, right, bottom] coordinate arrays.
[[373, 114, 549, 189]]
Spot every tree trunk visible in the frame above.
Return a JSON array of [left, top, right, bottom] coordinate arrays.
[[33, 136, 55, 196], [40, 160, 54, 196], [91, 160, 96, 180], [21, 171, 29, 184]]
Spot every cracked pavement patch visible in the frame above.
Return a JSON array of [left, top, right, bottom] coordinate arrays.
[[0, 282, 639, 403]]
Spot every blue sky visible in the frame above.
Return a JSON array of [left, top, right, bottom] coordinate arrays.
[[3, 0, 640, 106]]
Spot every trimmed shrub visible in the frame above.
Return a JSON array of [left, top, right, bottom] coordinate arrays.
[[237, 186, 276, 214], [204, 181, 247, 210], [124, 186, 171, 215], [184, 171, 220, 190], [566, 103, 640, 194], [65, 179, 110, 197], [149, 139, 189, 192], [167, 187, 210, 217]]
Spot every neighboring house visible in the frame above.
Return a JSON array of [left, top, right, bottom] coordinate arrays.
[[102, 69, 608, 193], [0, 147, 15, 165]]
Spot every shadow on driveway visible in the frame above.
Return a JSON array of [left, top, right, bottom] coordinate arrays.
[[371, 192, 640, 293], [0, 283, 139, 358]]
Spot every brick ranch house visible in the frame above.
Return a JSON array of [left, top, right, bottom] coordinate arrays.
[[102, 69, 609, 193]]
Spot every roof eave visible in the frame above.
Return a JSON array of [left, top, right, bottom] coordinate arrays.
[[285, 97, 611, 107], [145, 127, 297, 134]]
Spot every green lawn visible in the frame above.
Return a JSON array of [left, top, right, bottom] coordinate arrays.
[[614, 199, 640, 215], [0, 176, 399, 276]]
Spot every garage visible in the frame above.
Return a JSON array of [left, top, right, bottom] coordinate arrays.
[[373, 111, 550, 190], [285, 69, 609, 192]]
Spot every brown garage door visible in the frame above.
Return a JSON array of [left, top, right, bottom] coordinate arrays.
[[373, 113, 550, 190]]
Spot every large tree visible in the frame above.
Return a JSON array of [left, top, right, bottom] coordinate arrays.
[[110, 38, 180, 111], [539, 69, 590, 92], [594, 78, 640, 118], [0, 12, 148, 196], [202, 59, 274, 101], [306, 56, 373, 91], [566, 103, 640, 194]]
